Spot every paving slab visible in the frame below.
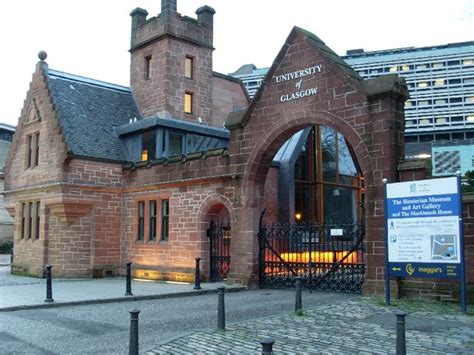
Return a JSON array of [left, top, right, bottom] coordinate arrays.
[[0, 265, 245, 311]]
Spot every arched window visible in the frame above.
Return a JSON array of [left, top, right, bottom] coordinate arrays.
[[294, 126, 364, 223]]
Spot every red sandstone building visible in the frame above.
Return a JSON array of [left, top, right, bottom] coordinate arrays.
[[5, 1, 473, 299]]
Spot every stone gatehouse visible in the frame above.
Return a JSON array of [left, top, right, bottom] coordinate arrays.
[[8, 0, 471, 300]]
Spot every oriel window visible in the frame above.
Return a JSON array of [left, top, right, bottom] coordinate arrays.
[[184, 92, 193, 114], [185, 56, 193, 79]]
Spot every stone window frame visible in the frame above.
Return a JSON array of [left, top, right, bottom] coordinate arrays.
[[134, 195, 171, 245], [184, 55, 194, 79], [144, 55, 152, 80], [19, 200, 41, 241], [184, 91, 193, 114], [25, 131, 40, 169]]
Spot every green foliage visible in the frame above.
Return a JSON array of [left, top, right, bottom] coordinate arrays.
[[295, 309, 305, 316], [0, 240, 13, 254], [462, 170, 474, 193]]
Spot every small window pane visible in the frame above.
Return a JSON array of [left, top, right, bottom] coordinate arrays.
[[168, 133, 183, 156], [185, 57, 193, 79], [184, 93, 193, 114], [161, 200, 169, 241], [137, 202, 145, 241], [35, 202, 40, 239], [141, 129, 156, 161], [149, 201, 157, 241]]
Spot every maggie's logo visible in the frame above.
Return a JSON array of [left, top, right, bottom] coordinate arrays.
[[406, 264, 415, 275]]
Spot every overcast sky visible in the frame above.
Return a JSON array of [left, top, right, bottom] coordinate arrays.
[[1, 0, 472, 126]]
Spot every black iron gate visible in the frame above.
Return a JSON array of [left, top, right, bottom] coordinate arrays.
[[208, 220, 231, 281], [258, 216, 365, 293]]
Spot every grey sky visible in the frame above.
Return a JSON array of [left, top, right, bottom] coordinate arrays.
[[1, 0, 472, 126]]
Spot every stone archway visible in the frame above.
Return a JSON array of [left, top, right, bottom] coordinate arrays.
[[197, 194, 234, 281], [225, 27, 408, 292]]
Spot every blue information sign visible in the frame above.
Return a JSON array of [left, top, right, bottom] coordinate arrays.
[[383, 176, 466, 312]]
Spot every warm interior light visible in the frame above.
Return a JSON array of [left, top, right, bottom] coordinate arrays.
[[141, 149, 148, 161], [279, 251, 360, 264], [295, 212, 302, 221]]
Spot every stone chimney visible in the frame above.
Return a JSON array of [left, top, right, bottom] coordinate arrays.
[[162, 0, 177, 14], [130, 8, 148, 47], [196, 5, 215, 29]]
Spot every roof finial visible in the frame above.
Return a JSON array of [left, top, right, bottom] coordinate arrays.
[[38, 51, 47, 62]]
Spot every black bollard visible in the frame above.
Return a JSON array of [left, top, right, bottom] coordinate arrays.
[[44, 264, 54, 303], [260, 338, 275, 355], [395, 310, 407, 355], [194, 257, 201, 290], [125, 261, 133, 296], [295, 276, 302, 312], [10, 247, 13, 265], [217, 286, 226, 331], [129, 309, 140, 355]]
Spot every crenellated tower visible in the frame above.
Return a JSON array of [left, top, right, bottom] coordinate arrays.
[[130, 0, 216, 122]]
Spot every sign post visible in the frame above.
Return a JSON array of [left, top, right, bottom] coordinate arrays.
[[384, 176, 466, 313]]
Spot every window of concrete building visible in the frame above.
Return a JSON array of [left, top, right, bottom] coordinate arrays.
[[149, 201, 157, 241], [35, 202, 40, 239], [138, 201, 145, 241], [465, 96, 474, 103], [434, 79, 446, 87], [432, 62, 444, 69], [144, 56, 152, 80], [184, 92, 193, 114], [185, 56, 193, 79], [463, 59, 473, 66], [447, 60, 460, 66], [294, 126, 363, 224], [417, 82, 429, 89], [161, 199, 169, 241]]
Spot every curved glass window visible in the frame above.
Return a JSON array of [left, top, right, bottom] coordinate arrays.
[[294, 126, 364, 223]]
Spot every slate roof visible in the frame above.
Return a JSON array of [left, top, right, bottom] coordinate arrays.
[[47, 69, 140, 162]]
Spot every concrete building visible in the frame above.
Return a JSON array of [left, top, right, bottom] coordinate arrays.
[[5, 1, 473, 301], [0, 123, 15, 243]]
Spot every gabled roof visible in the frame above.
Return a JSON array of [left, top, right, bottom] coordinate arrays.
[[47, 69, 140, 162]]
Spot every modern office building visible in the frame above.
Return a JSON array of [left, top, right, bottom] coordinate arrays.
[[231, 41, 474, 172]]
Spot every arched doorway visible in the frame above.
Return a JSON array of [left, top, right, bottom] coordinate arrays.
[[203, 201, 231, 281], [258, 125, 366, 292]]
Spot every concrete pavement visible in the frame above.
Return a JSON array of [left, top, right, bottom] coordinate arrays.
[[2, 254, 474, 354], [0, 255, 244, 311]]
